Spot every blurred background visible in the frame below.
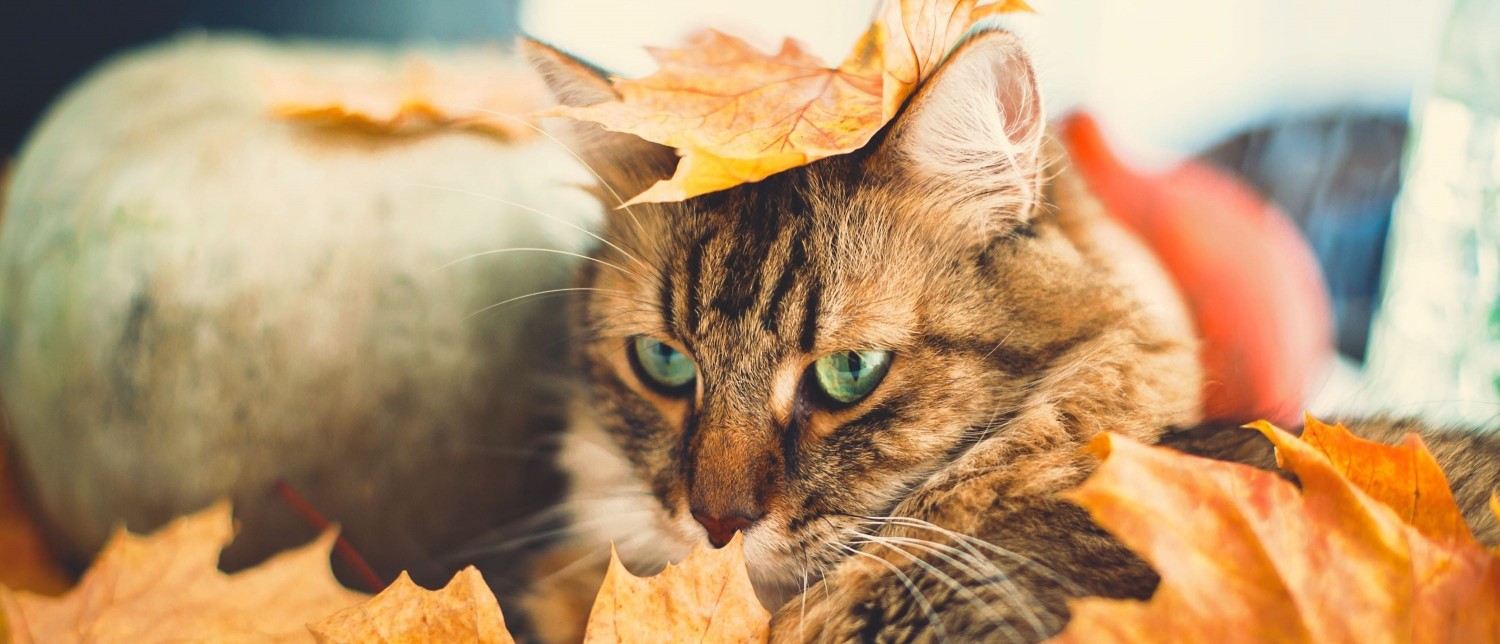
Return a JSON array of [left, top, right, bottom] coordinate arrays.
[[0, 0, 1494, 415], [0, 0, 1453, 360]]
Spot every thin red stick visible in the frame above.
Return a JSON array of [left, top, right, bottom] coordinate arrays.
[[272, 479, 386, 593]]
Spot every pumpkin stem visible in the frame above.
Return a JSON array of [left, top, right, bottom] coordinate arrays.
[[272, 479, 386, 593]]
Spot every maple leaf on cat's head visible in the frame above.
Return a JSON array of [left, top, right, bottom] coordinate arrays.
[[543, 0, 1034, 205], [1050, 417, 1500, 643]]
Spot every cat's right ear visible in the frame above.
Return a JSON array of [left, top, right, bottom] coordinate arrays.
[[520, 37, 678, 203]]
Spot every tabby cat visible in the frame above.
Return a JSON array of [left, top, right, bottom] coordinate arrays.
[[516, 30, 1500, 642]]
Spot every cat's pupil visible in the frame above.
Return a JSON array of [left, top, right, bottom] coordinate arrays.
[[631, 336, 696, 393], [814, 350, 892, 405]]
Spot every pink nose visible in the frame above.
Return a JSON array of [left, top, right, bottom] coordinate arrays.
[[692, 511, 756, 548]]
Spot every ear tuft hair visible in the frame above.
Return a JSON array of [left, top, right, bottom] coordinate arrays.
[[519, 37, 620, 108], [882, 29, 1046, 233], [519, 37, 678, 207]]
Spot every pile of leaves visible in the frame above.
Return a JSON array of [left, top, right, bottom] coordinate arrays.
[[1054, 418, 1500, 642], [0, 500, 767, 642], [3, 417, 1496, 642]]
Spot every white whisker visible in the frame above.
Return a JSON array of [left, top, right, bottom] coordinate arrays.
[[856, 533, 1035, 641], [405, 182, 654, 275], [426, 105, 652, 248], [432, 246, 636, 278], [799, 563, 809, 644], [457, 509, 656, 558], [463, 287, 638, 322], [835, 543, 952, 643], [531, 532, 652, 588], [860, 515, 1085, 596]]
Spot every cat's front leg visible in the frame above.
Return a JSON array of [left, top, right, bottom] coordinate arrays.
[[772, 448, 1155, 643], [771, 527, 1077, 642]]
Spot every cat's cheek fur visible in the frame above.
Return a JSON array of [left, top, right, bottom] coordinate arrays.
[[554, 401, 698, 570]]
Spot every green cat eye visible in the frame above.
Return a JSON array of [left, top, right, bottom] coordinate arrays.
[[631, 336, 697, 392], [812, 350, 893, 404]]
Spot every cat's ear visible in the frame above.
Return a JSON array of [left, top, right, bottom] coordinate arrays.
[[878, 29, 1045, 231], [520, 37, 678, 203]]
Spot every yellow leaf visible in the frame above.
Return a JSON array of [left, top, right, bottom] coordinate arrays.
[[267, 52, 546, 140], [309, 567, 513, 644], [550, 0, 1033, 204], [584, 534, 769, 643], [0, 501, 367, 643], [626, 147, 811, 206], [549, 30, 883, 205], [1050, 424, 1500, 643], [875, 0, 1034, 117]]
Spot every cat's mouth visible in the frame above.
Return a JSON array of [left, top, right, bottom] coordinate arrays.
[[741, 523, 831, 609], [681, 509, 865, 610], [655, 504, 830, 608]]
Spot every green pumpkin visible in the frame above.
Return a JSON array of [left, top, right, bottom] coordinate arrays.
[[0, 34, 597, 583]]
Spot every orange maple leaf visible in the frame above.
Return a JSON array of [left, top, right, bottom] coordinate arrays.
[[549, 0, 1033, 205], [1050, 420, 1500, 643], [1294, 416, 1473, 546]]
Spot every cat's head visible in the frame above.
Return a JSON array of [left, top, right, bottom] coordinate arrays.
[[526, 30, 1180, 600]]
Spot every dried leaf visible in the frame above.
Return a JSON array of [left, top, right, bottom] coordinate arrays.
[[549, 30, 882, 205], [267, 53, 546, 140], [0, 502, 367, 643], [874, 0, 1033, 117], [550, 0, 1032, 204], [310, 567, 513, 644], [584, 533, 769, 643], [1051, 423, 1500, 643], [1289, 415, 1474, 546]]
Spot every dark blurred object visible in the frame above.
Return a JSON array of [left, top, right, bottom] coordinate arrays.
[[0, 0, 521, 155], [1202, 114, 1408, 362]]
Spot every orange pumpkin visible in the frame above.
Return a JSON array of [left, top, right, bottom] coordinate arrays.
[[1063, 112, 1334, 426]]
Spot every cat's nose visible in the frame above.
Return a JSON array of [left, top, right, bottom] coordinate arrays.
[[691, 510, 760, 548]]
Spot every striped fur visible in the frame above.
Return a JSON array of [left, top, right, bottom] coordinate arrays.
[[519, 31, 1500, 643], [522, 30, 1203, 639]]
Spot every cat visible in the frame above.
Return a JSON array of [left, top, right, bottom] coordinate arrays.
[[513, 29, 1500, 642]]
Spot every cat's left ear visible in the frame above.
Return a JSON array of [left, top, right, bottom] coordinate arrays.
[[520, 37, 680, 204], [878, 29, 1045, 230]]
